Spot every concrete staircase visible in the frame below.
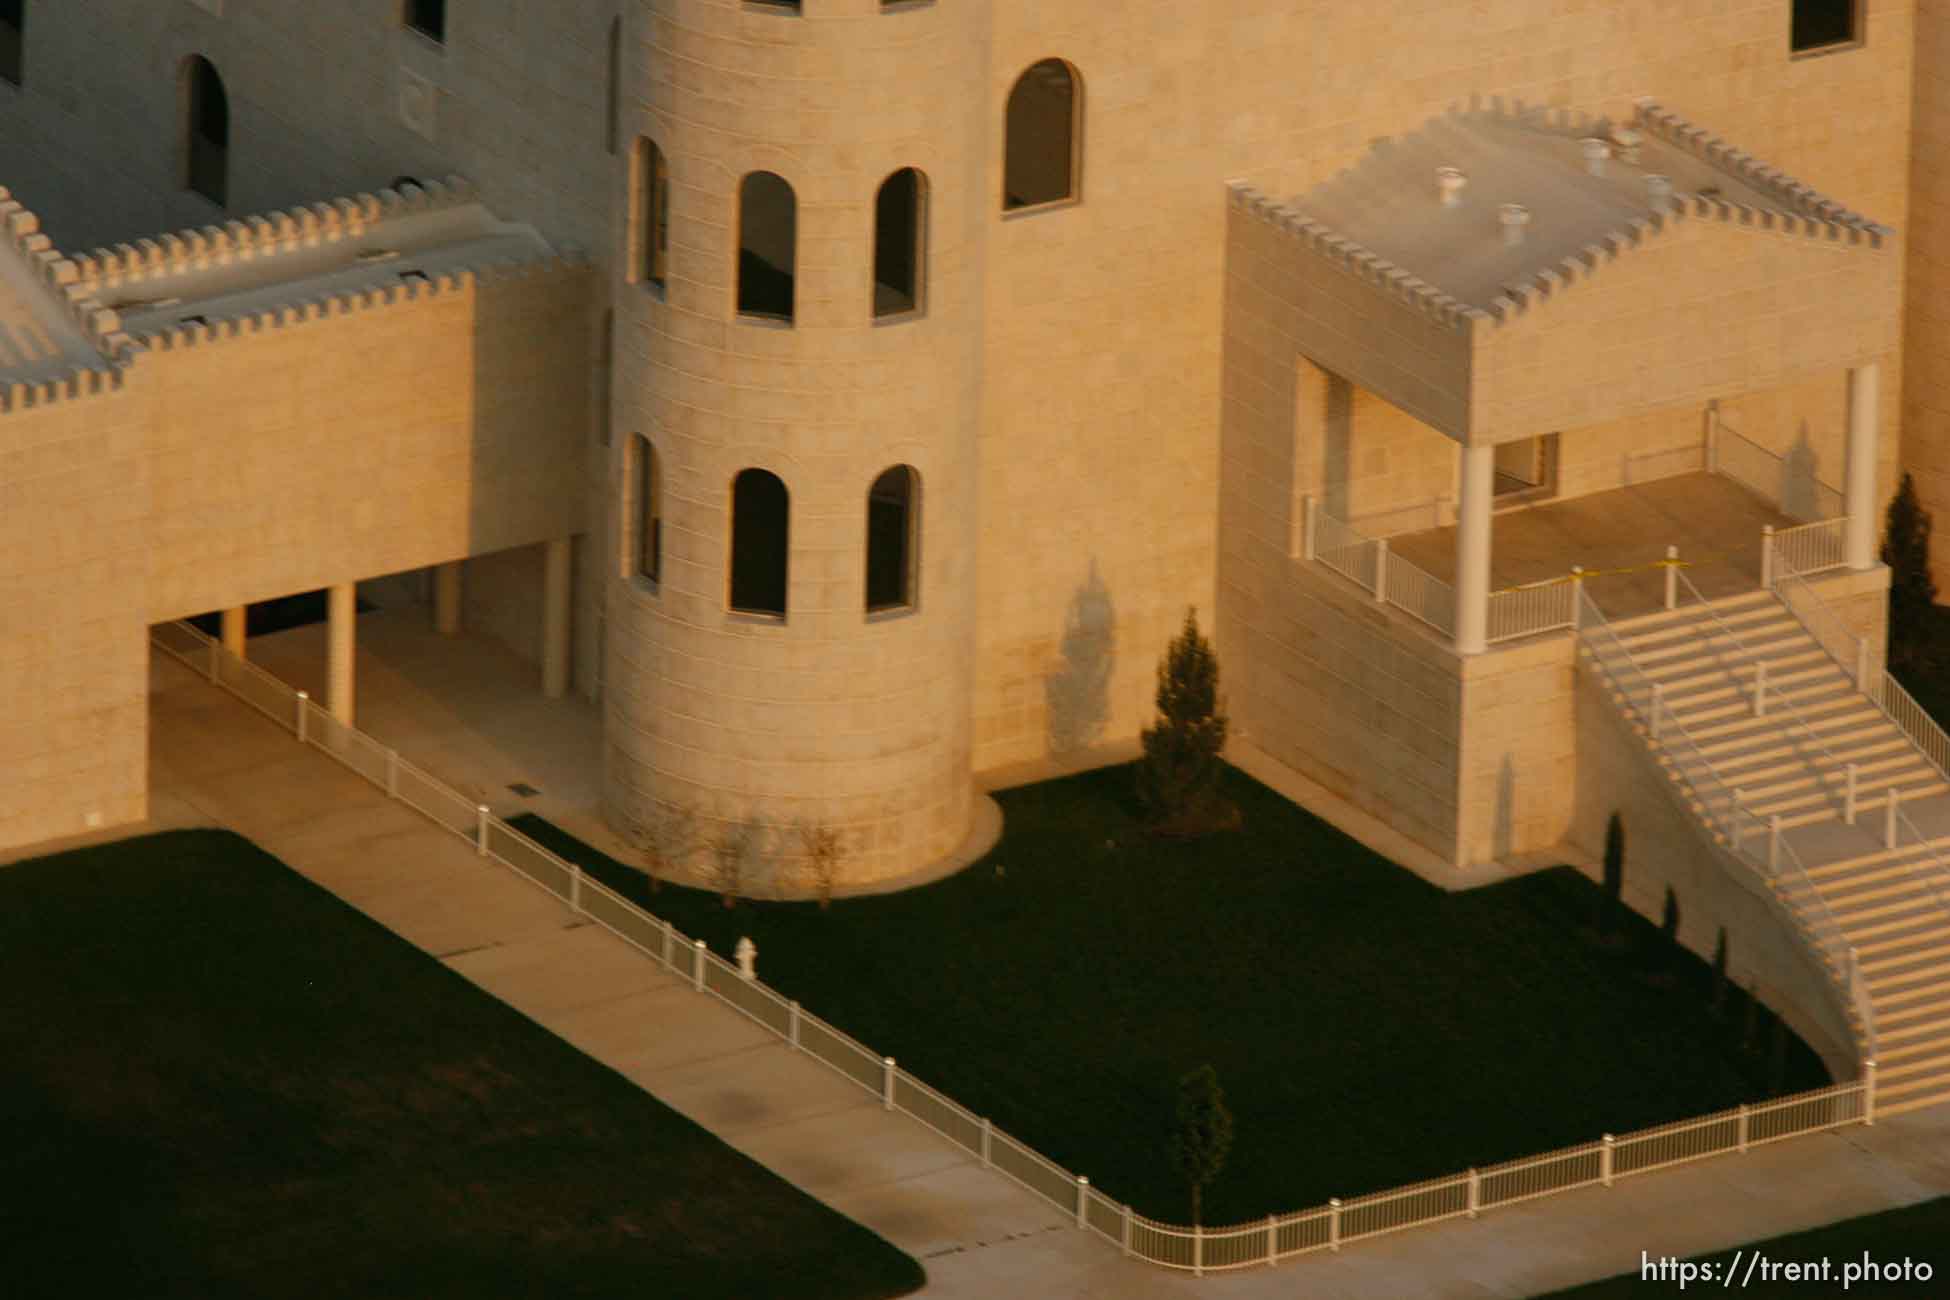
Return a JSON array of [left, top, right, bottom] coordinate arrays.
[[1600, 588, 1950, 1115]]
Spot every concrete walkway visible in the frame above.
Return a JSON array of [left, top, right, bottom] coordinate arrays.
[[131, 642, 1950, 1298]]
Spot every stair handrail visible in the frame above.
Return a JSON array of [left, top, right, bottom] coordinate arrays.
[[1581, 589, 1856, 1026], [1741, 802, 1864, 1044]]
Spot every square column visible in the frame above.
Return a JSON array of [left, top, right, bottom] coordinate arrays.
[[542, 538, 573, 699], [1455, 442, 1494, 655], [1844, 362, 1881, 571], [220, 607, 247, 660], [433, 561, 462, 637], [328, 582, 356, 726]]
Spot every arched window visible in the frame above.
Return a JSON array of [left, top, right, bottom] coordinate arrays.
[[634, 138, 669, 291], [405, 0, 446, 43], [606, 17, 621, 155], [1004, 59, 1081, 211], [873, 168, 926, 318], [729, 469, 789, 616], [630, 434, 661, 584], [389, 175, 422, 193], [866, 466, 918, 612], [737, 171, 796, 322], [1, 0, 24, 88], [182, 56, 229, 207]]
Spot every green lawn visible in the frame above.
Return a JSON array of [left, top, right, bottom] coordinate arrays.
[[0, 830, 924, 1300], [512, 761, 1827, 1227], [1539, 1195, 1950, 1296]]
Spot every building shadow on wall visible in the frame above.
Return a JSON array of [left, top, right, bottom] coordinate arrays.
[[1780, 420, 1825, 522], [1045, 559, 1116, 758], [1323, 372, 1354, 521]]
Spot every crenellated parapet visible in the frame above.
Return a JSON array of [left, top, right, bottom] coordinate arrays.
[[0, 366, 127, 416], [0, 185, 138, 376]]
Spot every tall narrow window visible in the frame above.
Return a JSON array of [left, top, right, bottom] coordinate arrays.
[[0, 0, 23, 88], [606, 17, 622, 155], [729, 469, 789, 616], [866, 466, 918, 612], [873, 168, 926, 318], [634, 138, 669, 290], [1791, 1, 1858, 52], [1004, 59, 1080, 210], [632, 434, 661, 584], [406, 0, 446, 43], [183, 56, 229, 207], [598, 310, 614, 447], [737, 172, 796, 322]]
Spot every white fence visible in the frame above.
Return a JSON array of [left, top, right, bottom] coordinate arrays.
[[1765, 518, 1848, 584], [153, 618, 1882, 1276], [1712, 423, 1844, 523], [1486, 577, 1577, 644]]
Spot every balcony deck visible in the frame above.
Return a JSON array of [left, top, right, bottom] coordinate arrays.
[[1384, 472, 1802, 623]]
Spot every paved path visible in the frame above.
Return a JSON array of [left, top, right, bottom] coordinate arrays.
[[132, 645, 1950, 1298]]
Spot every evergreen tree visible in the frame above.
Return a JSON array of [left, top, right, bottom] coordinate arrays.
[[1137, 608, 1230, 832], [1711, 927, 1730, 1015], [1169, 1065, 1234, 1227], [1882, 472, 1939, 674], [1600, 813, 1626, 938]]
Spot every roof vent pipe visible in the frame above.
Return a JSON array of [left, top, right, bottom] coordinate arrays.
[[1581, 138, 1611, 177], [1499, 203, 1531, 247], [1646, 174, 1674, 213], [1437, 166, 1467, 207]]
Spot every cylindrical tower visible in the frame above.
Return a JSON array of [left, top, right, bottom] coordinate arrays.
[[604, 0, 989, 886]]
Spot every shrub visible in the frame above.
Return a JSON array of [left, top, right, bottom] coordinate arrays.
[[1136, 608, 1233, 835], [1169, 1064, 1234, 1227], [707, 816, 763, 908], [635, 800, 701, 892], [796, 821, 845, 910], [1883, 471, 1939, 675]]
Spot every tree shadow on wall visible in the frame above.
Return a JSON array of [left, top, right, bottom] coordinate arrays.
[[1045, 559, 1116, 758], [1780, 420, 1826, 523]]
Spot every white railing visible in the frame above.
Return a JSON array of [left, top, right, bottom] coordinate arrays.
[[1308, 500, 1382, 596], [1304, 496, 1453, 636], [1487, 576, 1577, 644], [1350, 496, 1450, 537], [1880, 675, 1950, 783], [1712, 423, 1844, 523], [151, 617, 1882, 1275], [1384, 554, 1456, 635], [1765, 518, 1848, 584]]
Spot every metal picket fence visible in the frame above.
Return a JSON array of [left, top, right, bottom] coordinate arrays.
[[150, 617, 1883, 1277]]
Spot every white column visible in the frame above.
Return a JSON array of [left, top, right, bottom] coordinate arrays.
[[1845, 362, 1880, 571], [220, 607, 247, 660], [327, 582, 356, 726], [1455, 442, 1494, 655], [433, 561, 462, 637], [542, 537, 573, 699]]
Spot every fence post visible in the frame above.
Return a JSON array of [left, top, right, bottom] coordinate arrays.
[[1266, 1213, 1277, 1266], [1768, 814, 1782, 876], [662, 919, 674, 968], [1737, 1103, 1749, 1153], [1761, 524, 1775, 588], [1601, 1133, 1615, 1186], [1328, 1198, 1342, 1251], [1651, 682, 1664, 741], [295, 690, 310, 744], [1846, 763, 1859, 824], [208, 634, 220, 684], [386, 748, 400, 799], [1706, 403, 1719, 473], [1754, 658, 1767, 718], [981, 1118, 993, 1167], [1731, 790, 1746, 850], [882, 1057, 896, 1111], [1075, 1176, 1088, 1229], [788, 1000, 801, 1049], [1570, 567, 1585, 631], [1303, 495, 1318, 561], [569, 863, 582, 913], [1664, 546, 1679, 611], [1374, 538, 1389, 603], [1195, 1224, 1205, 1277], [475, 804, 490, 857], [1467, 1167, 1480, 1219], [693, 938, 706, 992], [1886, 786, 1901, 851], [1865, 1059, 1878, 1126], [1121, 1203, 1132, 1258]]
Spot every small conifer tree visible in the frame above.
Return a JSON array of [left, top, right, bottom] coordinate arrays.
[[1882, 472, 1939, 674], [1711, 927, 1730, 1015], [1137, 608, 1230, 832], [1600, 813, 1626, 937], [1169, 1065, 1234, 1227], [1661, 886, 1680, 945]]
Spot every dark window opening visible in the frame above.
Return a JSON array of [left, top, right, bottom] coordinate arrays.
[[599, 311, 614, 447], [390, 175, 422, 193], [397, 268, 429, 284], [730, 469, 789, 616], [635, 435, 662, 584], [866, 466, 917, 612], [184, 56, 229, 207], [406, 0, 446, 42], [636, 138, 669, 290], [1791, 0, 1858, 52], [873, 168, 925, 318], [1004, 59, 1079, 210], [1, 0, 24, 88], [737, 172, 796, 321]]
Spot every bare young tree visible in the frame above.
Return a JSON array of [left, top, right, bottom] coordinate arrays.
[[796, 820, 845, 910], [635, 800, 701, 892], [708, 815, 764, 908]]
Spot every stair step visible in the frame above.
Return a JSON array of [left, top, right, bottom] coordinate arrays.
[[1671, 682, 1863, 730], [1864, 949, 1950, 989], [1872, 989, 1950, 1033], [1875, 1080, 1950, 1116], [1859, 933, 1950, 973], [1717, 738, 1916, 787], [1845, 899, 1950, 940], [1646, 647, 1830, 690], [1689, 698, 1879, 746], [1708, 761, 1941, 813], [1865, 967, 1950, 1010], [1856, 914, 1950, 958], [1874, 1044, 1950, 1085], [1877, 1006, 1950, 1047], [1660, 664, 1849, 712], [1634, 628, 1811, 673]]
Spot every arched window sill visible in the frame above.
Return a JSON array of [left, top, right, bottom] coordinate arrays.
[[1002, 195, 1082, 220]]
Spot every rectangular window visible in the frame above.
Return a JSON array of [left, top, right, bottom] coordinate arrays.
[[405, 0, 445, 43], [0, 0, 23, 88], [1791, 0, 1858, 53]]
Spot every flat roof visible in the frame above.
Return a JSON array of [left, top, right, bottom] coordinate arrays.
[[1290, 104, 1880, 312], [0, 190, 109, 386]]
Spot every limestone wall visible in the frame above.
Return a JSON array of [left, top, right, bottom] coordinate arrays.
[[1457, 634, 1580, 867]]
